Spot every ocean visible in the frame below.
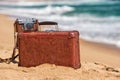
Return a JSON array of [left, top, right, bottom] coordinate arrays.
[[0, 0, 120, 47]]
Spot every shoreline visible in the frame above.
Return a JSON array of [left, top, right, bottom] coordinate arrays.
[[80, 39, 120, 67], [81, 39, 120, 55]]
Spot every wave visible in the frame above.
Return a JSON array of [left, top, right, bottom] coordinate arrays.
[[1, 1, 120, 17], [0, 5, 74, 16], [0, 0, 117, 7], [0, 0, 120, 48], [62, 1, 120, 17]]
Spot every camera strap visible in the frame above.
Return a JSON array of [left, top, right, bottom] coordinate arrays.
[[0, 28, 18, 64], [0, 45, 18, 64]]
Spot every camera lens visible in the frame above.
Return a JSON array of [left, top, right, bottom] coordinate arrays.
[[26, 23, 34, 30]]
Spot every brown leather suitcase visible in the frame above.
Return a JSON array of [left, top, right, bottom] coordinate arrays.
[[18, 31, 80, 69]]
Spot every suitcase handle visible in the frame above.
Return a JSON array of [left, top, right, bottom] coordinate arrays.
[[39, 21, 58, 25], [38, 21, 59, 31]]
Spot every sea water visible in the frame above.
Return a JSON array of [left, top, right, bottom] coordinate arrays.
[[0, 0, 120, 48]]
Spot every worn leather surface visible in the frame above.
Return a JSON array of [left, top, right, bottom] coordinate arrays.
[[18, 31, 80, 69]]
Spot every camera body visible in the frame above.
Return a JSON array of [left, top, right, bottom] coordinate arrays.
[[14, 18, 38, 32]]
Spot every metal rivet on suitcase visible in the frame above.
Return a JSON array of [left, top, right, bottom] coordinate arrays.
[[68, 32, 75, 39]]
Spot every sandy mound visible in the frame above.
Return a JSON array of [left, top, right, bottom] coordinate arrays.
[[0, 59, 120, 80]]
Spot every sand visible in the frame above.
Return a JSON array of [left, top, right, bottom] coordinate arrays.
[[0, 14, 120, 80]]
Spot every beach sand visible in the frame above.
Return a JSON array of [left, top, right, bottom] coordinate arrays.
[[0, 14, 120, 80]]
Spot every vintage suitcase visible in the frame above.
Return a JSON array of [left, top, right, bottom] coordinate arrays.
[[18, 31, 80, 69]]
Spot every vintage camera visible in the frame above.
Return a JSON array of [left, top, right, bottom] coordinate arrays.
[[14, 18, 59, 33], [14, 18, 38, 32]]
